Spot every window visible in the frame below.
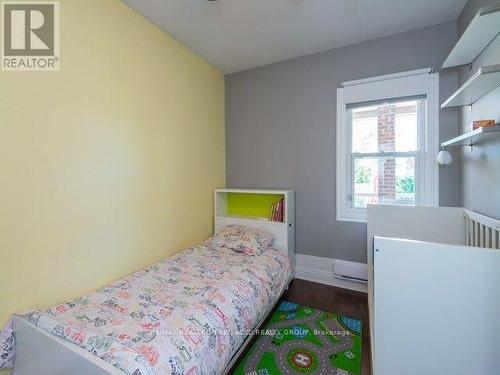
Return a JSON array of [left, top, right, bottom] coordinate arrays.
[[350, 99, 421, 208], [337, 69, 439, 222]]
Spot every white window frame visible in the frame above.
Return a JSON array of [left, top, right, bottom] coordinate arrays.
[[336, 68, 439, 223]]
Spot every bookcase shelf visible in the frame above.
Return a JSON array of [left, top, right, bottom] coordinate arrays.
[[214, 189, 295, 268], [215, 215, 288, 226], [214, 189, 294, 224]]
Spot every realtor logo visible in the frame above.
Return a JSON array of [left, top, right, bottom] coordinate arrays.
[[2, 1, 60, 70]]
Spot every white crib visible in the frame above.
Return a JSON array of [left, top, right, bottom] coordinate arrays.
[[367, 205, 500, 375]]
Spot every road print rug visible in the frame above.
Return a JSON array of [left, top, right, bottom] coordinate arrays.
[[233, 301, 362, 375]]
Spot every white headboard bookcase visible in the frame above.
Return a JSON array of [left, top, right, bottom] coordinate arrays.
[[214, 189, 295, 270]]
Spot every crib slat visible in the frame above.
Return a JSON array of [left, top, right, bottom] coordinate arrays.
[[464, 209, 500, 250], [474, 222, 479, 247], [465, 218, 469, 246], [469, 219, 474, 246]]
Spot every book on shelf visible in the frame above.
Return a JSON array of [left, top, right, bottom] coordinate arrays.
[[472, 119, 496, 130], [280, 199, 284, 221], [269, 198, 285, 222], [269, 201, 275, 221]]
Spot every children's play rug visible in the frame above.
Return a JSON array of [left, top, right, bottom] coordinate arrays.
[[234, 301, 362, 375]]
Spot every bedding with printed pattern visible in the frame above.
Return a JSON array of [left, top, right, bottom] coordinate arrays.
[[0, 244, 292, 374]]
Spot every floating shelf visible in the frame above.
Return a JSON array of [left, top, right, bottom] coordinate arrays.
[[441, 65, 500, 109], [441, 125, 500, 147], [442, 5, 500, 69]]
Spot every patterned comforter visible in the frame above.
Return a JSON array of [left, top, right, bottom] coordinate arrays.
[[0, 244, 292, 374]]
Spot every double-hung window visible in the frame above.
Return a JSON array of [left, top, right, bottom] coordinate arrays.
[[336, 69, 439, 222]]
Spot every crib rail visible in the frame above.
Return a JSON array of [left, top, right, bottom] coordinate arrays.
[[464, 209, 500, 249]]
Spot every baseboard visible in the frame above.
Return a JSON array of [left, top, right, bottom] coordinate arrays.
[[294, 254, 368, 293]]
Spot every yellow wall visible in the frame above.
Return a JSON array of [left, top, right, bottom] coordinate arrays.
[[0, 0, 225, 353]]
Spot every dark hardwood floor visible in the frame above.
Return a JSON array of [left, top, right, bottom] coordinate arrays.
[[230, 278, 371, 374]]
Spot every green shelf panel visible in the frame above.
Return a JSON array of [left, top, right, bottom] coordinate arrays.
[[226, 193, 284, 219]]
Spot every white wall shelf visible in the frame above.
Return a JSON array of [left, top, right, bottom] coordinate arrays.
[[441, 125, 500, 148], [442, 5, 500, 69], [441, 65, 500, 109]]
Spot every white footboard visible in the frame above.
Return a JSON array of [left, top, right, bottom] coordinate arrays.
[[12, 316, 121, 375], [373, 237, 500, 375], [12, 280, 291, 375]]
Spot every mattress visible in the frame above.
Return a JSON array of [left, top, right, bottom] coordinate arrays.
[[0, 244, 292, 375]]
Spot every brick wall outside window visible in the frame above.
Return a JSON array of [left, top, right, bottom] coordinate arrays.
[[377, 105, 396, 202]]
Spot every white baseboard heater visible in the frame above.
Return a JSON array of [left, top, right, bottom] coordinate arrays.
[[333, 259, 368, 283]]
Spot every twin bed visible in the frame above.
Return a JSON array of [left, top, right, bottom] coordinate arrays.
[[1, 218, 295, 375]]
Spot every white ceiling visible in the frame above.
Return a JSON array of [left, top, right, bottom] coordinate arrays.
[[122, 0, 467, 74]]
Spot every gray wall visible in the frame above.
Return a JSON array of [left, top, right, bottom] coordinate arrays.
[[225, 22, 459, 263], [457, 0, 500, 219]]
